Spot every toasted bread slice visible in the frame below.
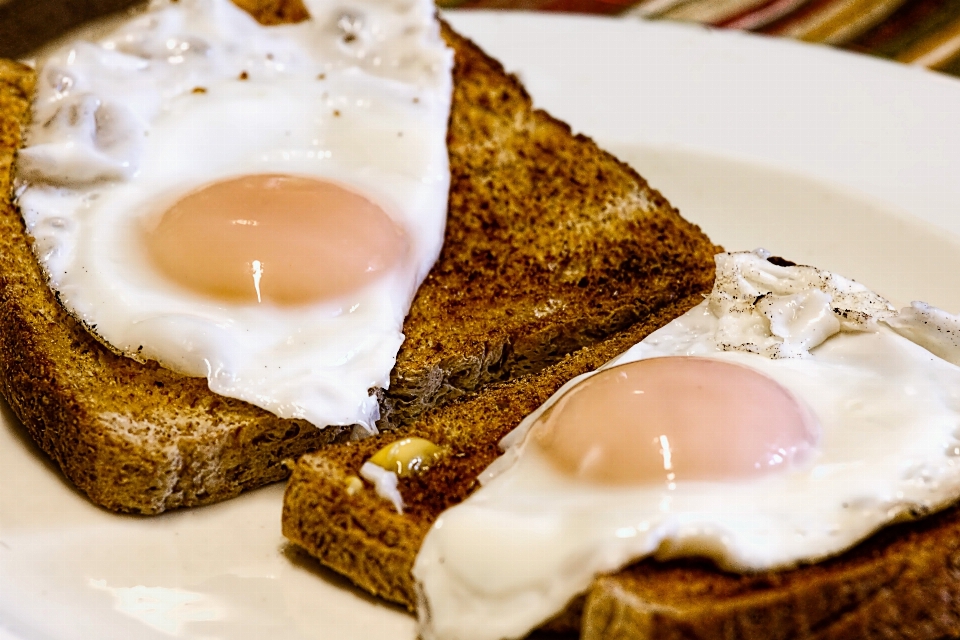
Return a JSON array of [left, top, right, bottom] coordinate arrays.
[[280, 296, 707, 615], [581, 504, 960, 639], [284, 272, 960, 640], [284, 353, 960, 640], [0, 9, 717, 513], [381, 23, 719, 429]]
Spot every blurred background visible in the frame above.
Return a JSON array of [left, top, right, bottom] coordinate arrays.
[[3, 0, 960, 75], [437, 0, 960, 76]]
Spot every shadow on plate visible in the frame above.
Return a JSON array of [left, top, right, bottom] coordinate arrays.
[[281, 542, 413, 613], [0, 392, 89, 499], [281, 542, 578, 639]]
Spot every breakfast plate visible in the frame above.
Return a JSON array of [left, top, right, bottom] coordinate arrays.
[[3, 9, 960, 640]]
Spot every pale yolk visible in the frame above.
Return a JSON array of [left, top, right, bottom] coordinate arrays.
[[144, 174, 408, 305], [532, 357, 818, 485]]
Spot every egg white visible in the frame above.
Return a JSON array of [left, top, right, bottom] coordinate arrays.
[[413, 251, 960, 640], [16, 0, 454, 432]]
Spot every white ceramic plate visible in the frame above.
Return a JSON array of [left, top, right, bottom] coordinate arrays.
[[4, 11, 960, 640]]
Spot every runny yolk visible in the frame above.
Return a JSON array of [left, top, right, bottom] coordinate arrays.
[[531, 357, 818, 486], [144, 174, 409, 305]]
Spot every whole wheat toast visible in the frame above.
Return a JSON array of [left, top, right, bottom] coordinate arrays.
[[0, 7, 717, 514], [282, 279, 960, 640], [281, 295, 708, 618]]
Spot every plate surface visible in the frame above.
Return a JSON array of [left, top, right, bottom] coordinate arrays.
[[4, 11, 960, 640]]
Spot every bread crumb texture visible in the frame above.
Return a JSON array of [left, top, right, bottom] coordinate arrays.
[[381, 23, 720, 427], [582, 501, 960, 639]]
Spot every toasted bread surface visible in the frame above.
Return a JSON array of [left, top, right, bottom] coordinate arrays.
[[281, 293, 708, 613], [582, 504, 960, 640], [0, 5, 717, 514], [380, 23, 719, 428], [231, 0, 309, 24], [284, 290, 960, 640]]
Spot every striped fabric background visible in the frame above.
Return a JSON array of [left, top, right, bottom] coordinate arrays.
[[437, 0, 960, 77], [3, 1, 960, 77]]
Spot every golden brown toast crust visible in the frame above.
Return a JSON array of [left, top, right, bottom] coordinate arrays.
[[0, 6, 717, 514]]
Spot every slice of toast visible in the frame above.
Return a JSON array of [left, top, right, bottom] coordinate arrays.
[[283, 267, 960, 640], [280, 295, 707, 617], [581, 503, 960, 639], [284, 378, 960, 640], [0, 8, 718, 514], [283, 317, 960, 640]]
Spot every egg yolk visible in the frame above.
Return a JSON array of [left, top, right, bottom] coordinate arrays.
[[369, 437, 445, 477], [144, 174, 409, 305], [532, 357, 818, 485]]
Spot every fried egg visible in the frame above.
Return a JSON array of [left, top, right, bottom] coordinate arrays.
[[15, 0, 454, 433], [413, 250, 960, 640]]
